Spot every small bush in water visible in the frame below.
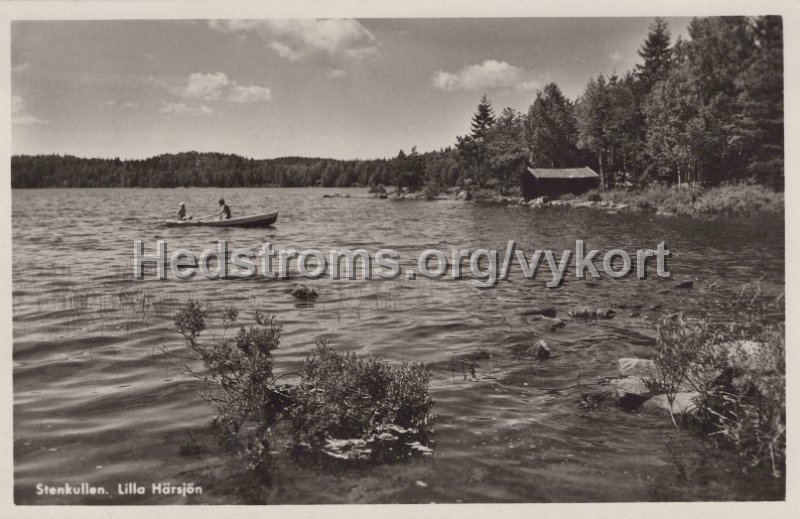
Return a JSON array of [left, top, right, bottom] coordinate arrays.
[[175, 300, 289, 472], [173, 301, 435, 474], [289, 341, 435, 461]]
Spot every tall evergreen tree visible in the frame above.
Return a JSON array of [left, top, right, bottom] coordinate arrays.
[[635, 18, 673, 94], [457, 94, 497, 187], [470, 94, 496, 140]]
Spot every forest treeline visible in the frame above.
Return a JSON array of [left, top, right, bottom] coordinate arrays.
[[11, 16, 783, 191]]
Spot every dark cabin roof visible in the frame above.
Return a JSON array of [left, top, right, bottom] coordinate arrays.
[[526, 167, 599, 179]]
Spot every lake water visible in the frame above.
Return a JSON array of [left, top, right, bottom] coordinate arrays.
[[12, 187, 785, 504]]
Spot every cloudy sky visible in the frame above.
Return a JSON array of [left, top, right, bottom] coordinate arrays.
[[12, 18, 691, 160]]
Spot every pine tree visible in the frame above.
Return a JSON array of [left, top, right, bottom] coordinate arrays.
[[470, 94, 496, 140], [635, 18, 672, 94]]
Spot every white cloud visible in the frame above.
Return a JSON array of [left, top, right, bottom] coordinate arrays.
[[269, 41, 302, 62], [12, 95, 48, 125], [160, 102, 214, 116], [432, 60, 542, 93], [228, 84, 272, 103], [210, 19, 378, 63], [610, 51, 623, 62], [173, 72, 230, 100], [167, 72, 272, 103]]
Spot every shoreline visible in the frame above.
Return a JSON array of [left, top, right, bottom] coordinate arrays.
[[377, 183, 784, 219]]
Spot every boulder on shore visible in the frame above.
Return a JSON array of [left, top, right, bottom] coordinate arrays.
[[456, 190, 472, 201], [618, 358, 657, 379], [640, 392, 700, 418], [707, 340, 767, 370]]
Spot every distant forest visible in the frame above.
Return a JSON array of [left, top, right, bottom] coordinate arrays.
[[12, 16, 783, 191]]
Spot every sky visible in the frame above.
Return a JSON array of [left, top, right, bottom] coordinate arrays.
[[11, 18, 691, 160]]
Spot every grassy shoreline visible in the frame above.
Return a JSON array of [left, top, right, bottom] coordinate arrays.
[[570, 183, 785, 218], [390, 182, 784, 219]]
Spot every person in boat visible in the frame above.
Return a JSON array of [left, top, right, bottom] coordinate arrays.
[[176, 202, 187, 221], [217, 198, 232, 220]]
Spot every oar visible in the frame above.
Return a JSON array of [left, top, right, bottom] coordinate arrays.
[[193, 213, 217, 222]]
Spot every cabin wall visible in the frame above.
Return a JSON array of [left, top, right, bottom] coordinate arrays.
[[521, 175, 600, 200]]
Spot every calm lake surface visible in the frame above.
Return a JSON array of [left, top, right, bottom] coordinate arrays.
[[12, 187, 785, 504]]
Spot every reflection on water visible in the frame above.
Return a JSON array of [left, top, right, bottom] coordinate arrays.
[[12, 187, 785, 503]]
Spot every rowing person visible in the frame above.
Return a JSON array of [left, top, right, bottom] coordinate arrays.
[[217, 198, 232, 220], [176, 202, 187, 221]]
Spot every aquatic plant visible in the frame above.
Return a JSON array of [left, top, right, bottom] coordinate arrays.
[[174, 300, 289, 472], [288, 341, 434, 462], [173, 300, 435, 475]]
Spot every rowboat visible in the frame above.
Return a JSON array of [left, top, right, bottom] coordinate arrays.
[[165, 211, 278, 228]]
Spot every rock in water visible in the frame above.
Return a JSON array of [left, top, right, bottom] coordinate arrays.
[[524, 307, 558, 318], [534, 340, 550, 360], [568, 307, 616, 319], [610, 377, 652, 409], [674, 279, 694, 289], [548, 318, 566, 332], [641, 392, 700, 418], [596, 308, 616, 319], [618, 358, 657, 378], [569, 307, 594, 319], [291, 283, 318, 301], [512, 340, 551, 360]]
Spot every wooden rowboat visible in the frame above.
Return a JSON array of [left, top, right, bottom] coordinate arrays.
[[165, 211, 278, 228]]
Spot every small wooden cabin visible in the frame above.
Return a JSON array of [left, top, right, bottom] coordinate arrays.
[[521, 167, 600, 200]]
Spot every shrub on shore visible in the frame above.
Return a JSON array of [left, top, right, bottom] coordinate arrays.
[[576, 183, 783, 217], [173, 301, 435, 474], [648, 284, 785, 477], [369, 183, 387, 195], [422, 181, 442, 200]]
